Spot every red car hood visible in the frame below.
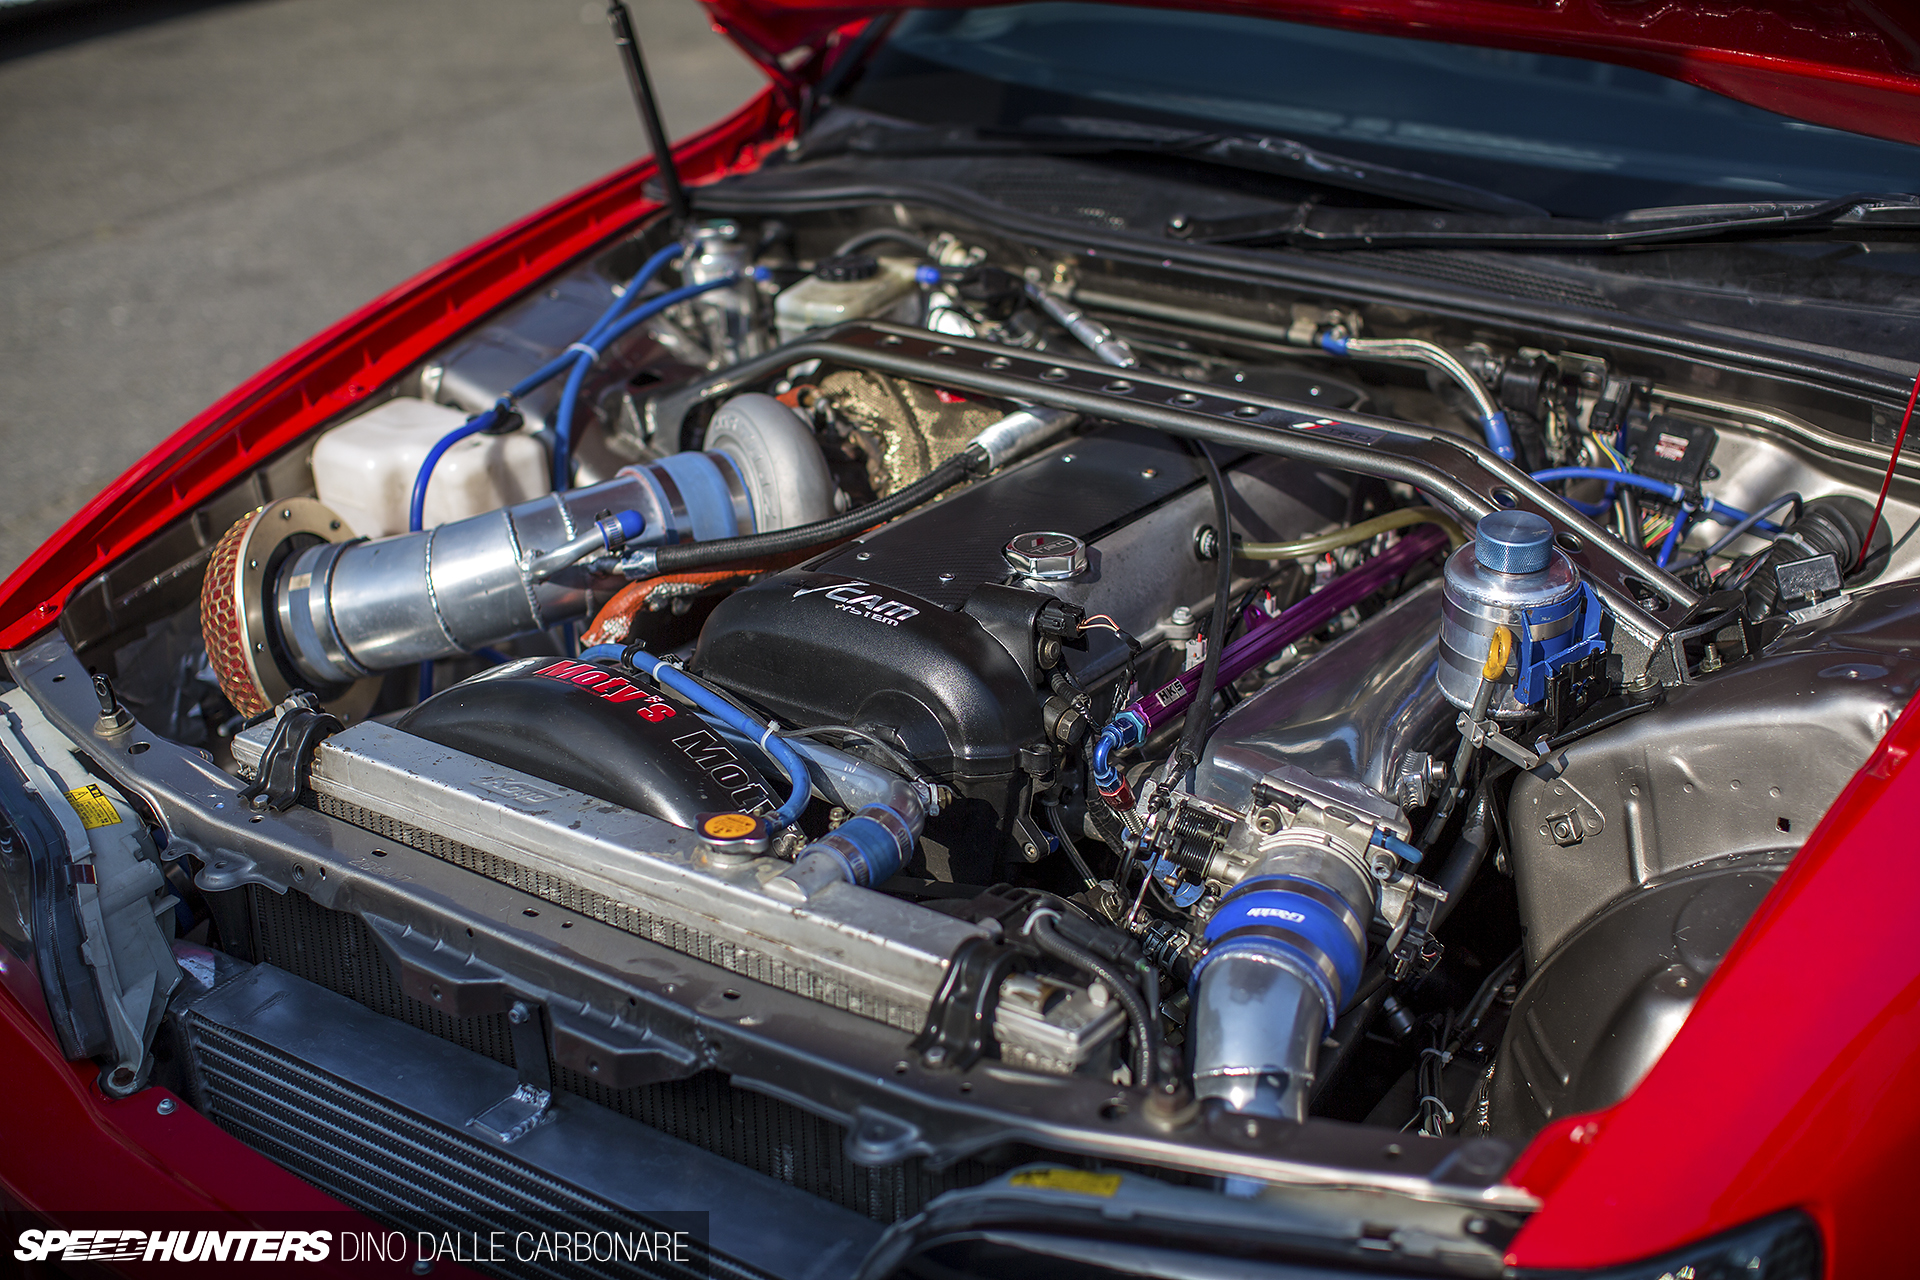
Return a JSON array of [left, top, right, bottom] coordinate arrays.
[[706, 0, 1920, 148]]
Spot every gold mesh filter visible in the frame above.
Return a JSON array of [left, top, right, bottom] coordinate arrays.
[[199, 498, 374, 720]]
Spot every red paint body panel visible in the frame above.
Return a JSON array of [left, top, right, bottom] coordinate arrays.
[[5, 5, 1920, 1269], [0, 974, 348, 1248], [1506, 689, 1920, 1271], [701, 0, 1920, 148], [0, 86, 796, 1234]]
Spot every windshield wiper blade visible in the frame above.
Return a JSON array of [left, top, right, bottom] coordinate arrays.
[[793, 114, 1547, 217], [1172, 192, 1920, 249]]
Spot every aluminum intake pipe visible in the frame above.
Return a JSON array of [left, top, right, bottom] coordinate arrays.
[[1188, 828, 1377, 1121], [202, 396, 834, 717]]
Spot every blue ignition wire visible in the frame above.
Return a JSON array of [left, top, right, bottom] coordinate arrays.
[[408, 244, 685, 536], [550, 273, 745, 491], [1529, 467, 1782, 536], [1655, 510, 1688, 568], [580, 643, 812, 829], [1671, 492, 1804, 570]]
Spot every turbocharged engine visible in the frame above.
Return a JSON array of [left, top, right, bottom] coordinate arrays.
[[90, 208, 1906, 1204]]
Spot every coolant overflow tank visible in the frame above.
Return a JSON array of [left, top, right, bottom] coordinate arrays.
[[1438, 511, 1581, 718]]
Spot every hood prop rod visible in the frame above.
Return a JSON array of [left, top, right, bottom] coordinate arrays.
[[607, 0, 691, 227]]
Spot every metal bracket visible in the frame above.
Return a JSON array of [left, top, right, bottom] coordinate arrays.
[[239, 695, 341, 813], [1381, 878, 1447, 983], [469, 999, 554, 1143], [910, 935, 1021, 1070], [1460, 713, 1542, 771]]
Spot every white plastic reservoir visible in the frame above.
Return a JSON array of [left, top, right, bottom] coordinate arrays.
[[774, 257, 921, 344], [311, 397, 550, 539]]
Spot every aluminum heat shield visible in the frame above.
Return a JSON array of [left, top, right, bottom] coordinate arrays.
[[232, 722, 984, 1032]]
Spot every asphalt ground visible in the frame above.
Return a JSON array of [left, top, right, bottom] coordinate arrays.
[[0, 0, 764, 582]]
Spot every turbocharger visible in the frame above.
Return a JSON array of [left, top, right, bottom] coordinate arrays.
[[201, 393, 833, 716]]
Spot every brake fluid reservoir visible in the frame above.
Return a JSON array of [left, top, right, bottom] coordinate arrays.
[[1438, 511, 1582, 718], [774, 255, 922, 343], [312, 397, 549, 538]]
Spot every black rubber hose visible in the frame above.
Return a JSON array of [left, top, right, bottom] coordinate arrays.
[[1171, 440, 1233, 779], [830, 226, 930, 258], [1429, 787, 1495, 931], [1309, 980, 1388, 1106], [650, 450, 977, 573], [1043, 797, 1100, 893], [1029, 914, 1155, 1087]]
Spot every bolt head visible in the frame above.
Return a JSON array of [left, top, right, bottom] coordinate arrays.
[[156, 1097, 177, 1116]]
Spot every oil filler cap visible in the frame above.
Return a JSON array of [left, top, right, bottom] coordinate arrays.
[[1004, 531, 1088, 580], [1474, 510, 1554, 575]]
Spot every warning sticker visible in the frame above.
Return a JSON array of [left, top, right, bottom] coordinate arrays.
[[64, 784, 120, 830], [701, 813, 758, 840], [1008, 1168, 1122, 1197]]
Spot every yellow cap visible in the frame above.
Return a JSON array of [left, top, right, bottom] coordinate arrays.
[[701, 812, 759, 840]]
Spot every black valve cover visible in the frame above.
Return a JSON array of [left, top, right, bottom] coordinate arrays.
[[692, 571, 1042, 789], [395, 658, 774, 828]]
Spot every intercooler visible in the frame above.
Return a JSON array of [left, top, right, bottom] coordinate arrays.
[[175, 925, 895, 1280], [229, 885, 998, 1224]]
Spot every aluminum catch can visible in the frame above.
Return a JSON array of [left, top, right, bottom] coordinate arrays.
[[1437, 510, 1582, 718]]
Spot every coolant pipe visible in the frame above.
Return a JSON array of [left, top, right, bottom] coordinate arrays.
[[783, 736, 931, 823], [1318, 332, 1512, 461], [579, 644, 811, 830], [699, 722, 933, 826], [731, 730, 931, 904], [763, 754, 927, 902], [1090, 524, 1449, 803]]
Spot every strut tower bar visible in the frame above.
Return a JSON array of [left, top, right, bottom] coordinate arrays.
[[642, 321, 1696, 678]]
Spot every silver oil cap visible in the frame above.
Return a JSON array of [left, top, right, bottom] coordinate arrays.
[[1004, 531, 1089, 580]]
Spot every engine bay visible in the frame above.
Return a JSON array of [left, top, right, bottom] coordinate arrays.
[[18, 199, 1920, 1260]]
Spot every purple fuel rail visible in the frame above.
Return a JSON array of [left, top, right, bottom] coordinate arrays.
[[1126, 524, 1448, 736]]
